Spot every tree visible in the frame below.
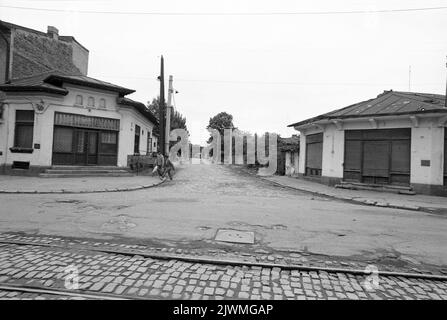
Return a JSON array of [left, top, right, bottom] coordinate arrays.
[[147, 97, 188, 135], [171, 109, 188, 133], [206, 112, 235, 142]]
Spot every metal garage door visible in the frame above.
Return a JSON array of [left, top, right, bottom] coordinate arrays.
[[344, 129, 411, 185], [305, 133, 323, 176]]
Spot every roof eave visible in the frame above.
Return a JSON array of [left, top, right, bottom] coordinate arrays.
[[0, 86, 68, 95], [46, 75, 135, 95], [290, 109, 447, 129]]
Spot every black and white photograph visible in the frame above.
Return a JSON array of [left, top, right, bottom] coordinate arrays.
[[0, 0, 446, 313]]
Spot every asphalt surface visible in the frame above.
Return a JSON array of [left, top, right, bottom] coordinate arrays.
[[0, 163, 446, 269]]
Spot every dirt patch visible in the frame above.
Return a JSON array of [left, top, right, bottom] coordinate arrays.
[[152, 197, 200, 203], [228, 221, 288, 230]]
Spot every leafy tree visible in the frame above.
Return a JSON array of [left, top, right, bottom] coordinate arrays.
[[147, 97, 188, 135], [206, 112, 235, 143]]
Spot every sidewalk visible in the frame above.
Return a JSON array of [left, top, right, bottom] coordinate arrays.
[[0, 174, 164, 194], [263, 175, 447, 215]]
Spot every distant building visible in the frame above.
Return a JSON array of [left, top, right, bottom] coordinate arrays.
[[278, 135, 300, 176], [0, 20, 89, 84], [288, 90, 447, 196]]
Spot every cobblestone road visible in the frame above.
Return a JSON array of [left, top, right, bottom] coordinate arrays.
[[1, 242, 446, 300]]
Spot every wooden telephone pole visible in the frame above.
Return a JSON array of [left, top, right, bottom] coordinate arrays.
[[445, 55, 447, 108], [165, 75, 174, 155], [159, 56, 166, 155]]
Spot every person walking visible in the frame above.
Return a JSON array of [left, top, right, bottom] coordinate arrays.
[[162, 154, 175, 180], [155, 152, 165, 180]]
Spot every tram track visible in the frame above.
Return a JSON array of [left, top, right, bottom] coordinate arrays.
[[0, 282, 144, 300], [0, 238, 446, 282]]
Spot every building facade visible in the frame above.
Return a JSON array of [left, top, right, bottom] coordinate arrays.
[[289, 91, 447, 196], [0, 72, 157, 175]]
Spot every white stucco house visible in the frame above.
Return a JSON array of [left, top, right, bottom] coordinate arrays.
[[0, 71, 158, 175], [288, 90, 447, 196]]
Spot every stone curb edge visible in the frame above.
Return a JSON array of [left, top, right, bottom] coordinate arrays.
[[0, 178, 166, 195], [259, 177, 441, 215]]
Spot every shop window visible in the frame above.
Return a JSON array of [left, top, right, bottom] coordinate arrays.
[[53, 127, 73, 153], [75, 95, 83, 106], [88, 97, 95, 107], [100, 132, 118, 154], [14, 110, 34, 149], [99, 98, 106, 109]]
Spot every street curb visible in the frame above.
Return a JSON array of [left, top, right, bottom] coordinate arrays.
[[2, 239, 447, 282], [260, 177, 442, 215], [0, 178, 166, 195]]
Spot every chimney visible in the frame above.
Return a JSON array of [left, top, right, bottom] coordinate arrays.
[[47, 26, 59, 40]]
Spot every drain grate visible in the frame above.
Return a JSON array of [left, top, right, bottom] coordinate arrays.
[[215, 229, 255, 244]]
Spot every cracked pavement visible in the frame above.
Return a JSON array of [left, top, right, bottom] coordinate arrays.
[[0, 163, 446, 272]]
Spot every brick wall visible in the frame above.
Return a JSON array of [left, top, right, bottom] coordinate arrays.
[[11, 29, 82, 79]]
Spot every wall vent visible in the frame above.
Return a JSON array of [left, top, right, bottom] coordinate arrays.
[[12, 161, 30, 170]]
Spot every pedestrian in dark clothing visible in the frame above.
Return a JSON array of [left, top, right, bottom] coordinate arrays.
[[154, 152, 165, 180], [162, 155, 175, 180]]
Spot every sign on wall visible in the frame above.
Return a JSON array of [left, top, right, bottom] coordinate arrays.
[[54, 112, 120, 131]]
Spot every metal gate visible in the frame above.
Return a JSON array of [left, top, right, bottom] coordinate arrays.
[[305, 133, 323, 176], [344, 128, 411, 185]]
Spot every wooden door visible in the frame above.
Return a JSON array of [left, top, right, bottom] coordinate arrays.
[[74, 130, 86, 165], [87, 131, 98, 165], [305, 133, 323, 176], [362, 141, 390, 184]]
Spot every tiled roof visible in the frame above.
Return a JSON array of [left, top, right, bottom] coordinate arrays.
[[0, 71, 69, 94], [117, 97, 159, 125], [45, 74, 135, 95], [288, 90, 447, 128], [0, 71, 135, 95]]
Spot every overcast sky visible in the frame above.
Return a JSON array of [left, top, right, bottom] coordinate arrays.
[[1, 0, 446, 144]]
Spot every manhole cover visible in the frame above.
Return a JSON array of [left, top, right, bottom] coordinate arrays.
[[215, 229, 255, 244]]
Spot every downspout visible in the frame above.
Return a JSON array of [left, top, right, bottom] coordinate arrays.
[[0, 23, 11, 83]]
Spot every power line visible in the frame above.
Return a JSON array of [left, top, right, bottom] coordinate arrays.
[[1, 4, 447, 16], [98, 75, 439, 87]]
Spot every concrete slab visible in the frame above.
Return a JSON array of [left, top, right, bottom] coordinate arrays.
[[215, 229, 255, 244]]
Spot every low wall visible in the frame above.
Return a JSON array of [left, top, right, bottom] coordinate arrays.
[[127, 154, 156, 171]]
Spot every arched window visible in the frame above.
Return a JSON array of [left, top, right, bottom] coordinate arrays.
[[75, 95, 83, 105], [99, 98, 106, 108], [87, 97, 95, 107]]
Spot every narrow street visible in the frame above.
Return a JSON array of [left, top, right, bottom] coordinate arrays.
[[0, 164, 446, 268], [0, 164, 447, 300]]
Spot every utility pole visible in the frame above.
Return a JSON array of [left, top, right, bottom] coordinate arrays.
[[165, 75, 174, 155], [445, 56, 447, 108], [158, 56, 166, 155]]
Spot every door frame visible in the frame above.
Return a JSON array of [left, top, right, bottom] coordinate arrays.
[[74, 129, 99, 166]]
